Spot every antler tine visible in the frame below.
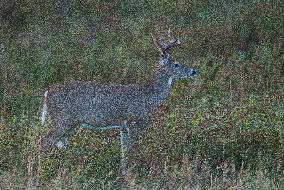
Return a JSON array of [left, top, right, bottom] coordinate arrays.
[[158, 35, 165, 47], [167, 28, 179, 44], [152, 28, 181, 55], [161, 29, 181, 54], [168, 28, 173, 42], [151, 33, 164, 55], [151, 33, 159, 49], [168, 28, 171, 39], [155, 27, 167, 49]]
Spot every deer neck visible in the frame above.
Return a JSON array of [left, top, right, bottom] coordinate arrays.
[[148, 68, 173, 111]]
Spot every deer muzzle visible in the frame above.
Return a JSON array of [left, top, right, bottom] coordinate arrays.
[[188, 69, 197, 78]]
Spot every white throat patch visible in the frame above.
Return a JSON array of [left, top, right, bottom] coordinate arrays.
[[168, 77, 173, 87]]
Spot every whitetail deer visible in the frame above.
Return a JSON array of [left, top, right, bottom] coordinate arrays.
[[39, 29, 197, 174]]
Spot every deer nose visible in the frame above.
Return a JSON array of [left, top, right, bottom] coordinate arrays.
[[189, 69, 197, 77]]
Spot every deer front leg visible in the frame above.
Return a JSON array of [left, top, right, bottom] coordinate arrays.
[[129, 119, 146, 165], [132, 119, 147, 143], [120, 120, 130, 175]]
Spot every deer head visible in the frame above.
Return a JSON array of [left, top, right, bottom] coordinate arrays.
[[152, 29, 197, 80]]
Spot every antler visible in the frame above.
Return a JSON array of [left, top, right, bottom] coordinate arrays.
[[152, 28, 181, 55]]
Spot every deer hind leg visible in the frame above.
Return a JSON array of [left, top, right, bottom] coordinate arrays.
[[39, 121, 74, 152], [55, 127, 76, 149]]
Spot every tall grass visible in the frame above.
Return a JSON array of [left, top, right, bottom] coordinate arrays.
[[0, 0, 284, 189]]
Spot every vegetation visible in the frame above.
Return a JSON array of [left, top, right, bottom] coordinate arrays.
[[0, 0, 284, 189]]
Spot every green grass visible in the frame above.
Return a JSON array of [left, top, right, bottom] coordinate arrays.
[[1, 0, 284, 189]]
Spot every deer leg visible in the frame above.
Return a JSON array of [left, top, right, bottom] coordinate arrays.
[[38, 122, 73, 152], [127, 120, 146, 166], [132, 119, 147, 143], [55, 127, 76, 149], [120, 121, 130, 175]]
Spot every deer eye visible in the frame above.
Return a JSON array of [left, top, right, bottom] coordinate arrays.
[[174, 63, 181, 68]]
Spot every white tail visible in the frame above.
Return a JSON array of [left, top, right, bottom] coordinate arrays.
[[40, 90, 48, 125]]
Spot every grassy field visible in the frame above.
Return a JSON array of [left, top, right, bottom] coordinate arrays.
[[0, 0, 284, 189]]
